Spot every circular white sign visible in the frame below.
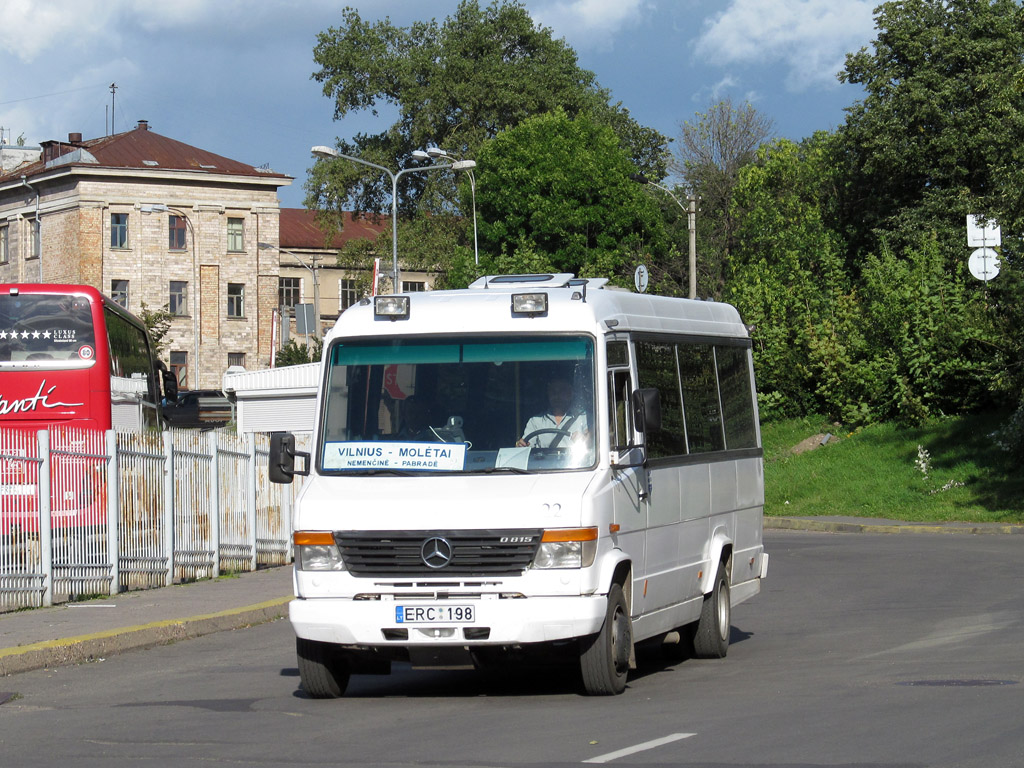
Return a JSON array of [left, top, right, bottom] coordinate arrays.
[[968, 247, 1000, 281], [634, 264, 649, 293]]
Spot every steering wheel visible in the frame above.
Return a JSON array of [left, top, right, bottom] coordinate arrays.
[[522, 427, 573, 447]]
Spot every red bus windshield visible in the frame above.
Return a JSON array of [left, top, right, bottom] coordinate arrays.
[[1, 285, 163, 431], [0, 293, 98, 368]]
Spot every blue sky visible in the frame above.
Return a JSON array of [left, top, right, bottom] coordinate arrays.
[[0, 0, 877, 209]]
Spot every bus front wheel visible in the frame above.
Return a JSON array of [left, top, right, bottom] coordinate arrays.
[[580, 583, 632, 695], [296, 637, 350, 698]]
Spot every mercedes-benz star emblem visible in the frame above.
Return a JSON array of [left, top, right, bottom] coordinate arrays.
[[421, 537, 453, 569]]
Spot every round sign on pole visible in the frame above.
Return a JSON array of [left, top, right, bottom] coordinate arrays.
[[968, 247, 1000, 281], [634, 264, 649, 293]]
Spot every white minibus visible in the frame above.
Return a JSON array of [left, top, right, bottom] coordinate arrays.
[[270, 273, 768, 696]]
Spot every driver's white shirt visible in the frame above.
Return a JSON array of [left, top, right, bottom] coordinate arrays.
[[521, 411, 589, 448]]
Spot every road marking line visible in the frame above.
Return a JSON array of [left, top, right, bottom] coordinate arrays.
[[583, 732, 696, 763]]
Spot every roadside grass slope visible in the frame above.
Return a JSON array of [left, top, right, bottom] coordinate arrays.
[[760, 411, 1024, 524]]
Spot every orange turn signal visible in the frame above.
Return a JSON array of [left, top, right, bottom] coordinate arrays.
[[294, 531, 335, 546], [541, 527, 599, 543]]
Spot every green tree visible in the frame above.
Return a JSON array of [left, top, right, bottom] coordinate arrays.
[[836, 0, 1024, 259], [473, 109, 664, 282], [832, 0, 1024, 418], [138, 301, 173, 355], [276, 338, 323, 368], [306, 0, 668, 217], [728, 135, 848, 419], [670, 98, 774, 297]]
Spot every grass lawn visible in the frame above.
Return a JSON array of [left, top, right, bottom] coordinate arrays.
[[760, 410, 1024, 524]]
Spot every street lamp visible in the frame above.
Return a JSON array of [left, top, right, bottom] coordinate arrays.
[[631, 174, 697, 300], [413, 147, 479, 266], [141, 203, 199, 387], [310, 145, 472, 291], [258, 242, 321, 341]]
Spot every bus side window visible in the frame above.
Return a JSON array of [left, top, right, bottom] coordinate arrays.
[[608, 369, 633, 450]]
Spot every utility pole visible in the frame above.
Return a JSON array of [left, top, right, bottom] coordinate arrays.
[[687, 194, 697, 301]]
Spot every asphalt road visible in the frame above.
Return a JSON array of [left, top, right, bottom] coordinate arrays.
[[2, 529, 1023, 768]]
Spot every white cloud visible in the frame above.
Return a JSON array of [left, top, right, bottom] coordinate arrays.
[[531, 0, 653, 51], [695, 0, 875, 90]]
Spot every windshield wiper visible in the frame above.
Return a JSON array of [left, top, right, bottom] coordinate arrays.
[[472, 466, 531, 475]]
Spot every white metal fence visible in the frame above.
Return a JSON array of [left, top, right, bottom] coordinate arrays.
[[1, 426, 295, 612]]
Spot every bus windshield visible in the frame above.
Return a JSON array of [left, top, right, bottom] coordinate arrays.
[[319, 334, 596, 474], [0, 293, 97, 368]]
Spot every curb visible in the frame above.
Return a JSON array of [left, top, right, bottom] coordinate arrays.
[[0, 596, 292, 677], [765, 517, 1024, 536]]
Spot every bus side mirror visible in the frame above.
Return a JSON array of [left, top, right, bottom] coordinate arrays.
[[269, 431, 310, 484], [632, 388, 661, 435], [160, 366, 178, 404]]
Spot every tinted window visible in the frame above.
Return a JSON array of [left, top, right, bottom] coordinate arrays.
[[635, 341, 686, 458], [716, 345, 757, 449]]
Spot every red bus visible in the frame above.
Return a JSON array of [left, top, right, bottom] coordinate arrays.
[[0, 284, 176, 431]]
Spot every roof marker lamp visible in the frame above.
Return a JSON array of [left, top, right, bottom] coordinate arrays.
[[511, 292, 547, 316], [534, 527, 598, 569], [374, 295, 410, 320]]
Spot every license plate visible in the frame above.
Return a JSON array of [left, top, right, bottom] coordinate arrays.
[[396, 605, 475, 624]]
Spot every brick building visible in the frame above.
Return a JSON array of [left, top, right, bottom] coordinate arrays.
[[0, 122, 437, 387], [275, 208, 436, 342], [0, 121, 291, 389]]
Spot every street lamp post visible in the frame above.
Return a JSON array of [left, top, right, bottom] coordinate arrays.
[[413, 147, 478, 266], [310, 145, 472, 290], [631, 174, 697, 300], [258, 242, 321, 341], [141, 203, 199, 386]]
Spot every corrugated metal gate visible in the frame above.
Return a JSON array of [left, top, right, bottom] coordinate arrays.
[[1, 426, 295, 612]]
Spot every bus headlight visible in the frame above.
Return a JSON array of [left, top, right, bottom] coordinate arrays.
[[534, 528, 598, 569], [294, 531, 346, 571]]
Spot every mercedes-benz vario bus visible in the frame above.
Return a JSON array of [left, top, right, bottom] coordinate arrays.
[[270, 274, 768, 696]]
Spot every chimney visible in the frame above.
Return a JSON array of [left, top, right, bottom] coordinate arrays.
[[68, 132, 83, 143], [137, 120, 149, 131]]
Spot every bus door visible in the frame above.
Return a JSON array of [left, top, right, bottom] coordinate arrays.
[[606, 349, 648, 616]]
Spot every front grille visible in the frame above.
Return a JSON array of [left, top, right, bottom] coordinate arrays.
[[335, 530, 542, 577]]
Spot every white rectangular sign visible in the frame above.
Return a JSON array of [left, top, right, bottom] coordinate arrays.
[[323, 441, 467, 471], [967, 215, 1001, 247]]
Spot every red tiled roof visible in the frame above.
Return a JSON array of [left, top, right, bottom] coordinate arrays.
[[279, 208, 387, 250], [2, 122, 290, 183]]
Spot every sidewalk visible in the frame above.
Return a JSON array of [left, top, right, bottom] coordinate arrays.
[[3, 516, 1022, 678], [0, 565, 293, 677]]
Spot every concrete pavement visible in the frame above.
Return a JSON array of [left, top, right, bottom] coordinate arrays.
[[2, 516, 1021, 678]]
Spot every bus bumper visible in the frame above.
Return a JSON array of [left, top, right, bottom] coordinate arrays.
[[290, 594, 608, 647]]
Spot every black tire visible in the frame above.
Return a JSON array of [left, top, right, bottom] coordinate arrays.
[[296, 637, 351, 698], [580, 583, 632, 695], [693, 562, 730, 659]]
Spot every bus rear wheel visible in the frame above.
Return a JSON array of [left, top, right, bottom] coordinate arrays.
[[296, 637, 350, 698], [580, 583, 632, 695], [693, 562, 730, 659]]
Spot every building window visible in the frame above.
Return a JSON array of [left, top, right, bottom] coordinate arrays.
[[227, 217, 244, 252], [339, 278, 358, 311], [169, 215, 187, 250], [0, 227, 7, 264], [110, 279, 129, 308], [402, 280, 426, 292], [169, 281, 188, 315], [228, 352, 245, 368], [279, 277, 300, 311], [227, 283, 245, 318], [110, 213, 129, 249], [29, 217, 40, 259], [170, 351, 188, 389]]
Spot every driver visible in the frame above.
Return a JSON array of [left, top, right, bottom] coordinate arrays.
[[517, 378, 589, 448]]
